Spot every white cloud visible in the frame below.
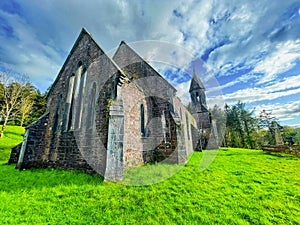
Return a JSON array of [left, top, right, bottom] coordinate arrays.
[[128, 41, 195, 71], [289, 123, 300, 128], [254, 40, 300, 84], [216, 73, 257, 91], [224, 85, 300, 104], [1, 0, 300, 125], [254, 100, 300, 125], [175, 80, 190, 105], [210, 74, 300, 106], [1, 0, 191, 91], [0, 9, 63, 90], [2, 0, 300, 92], [200, 0, 300, 88]]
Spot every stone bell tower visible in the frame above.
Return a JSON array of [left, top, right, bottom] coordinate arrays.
[[189, 70, 210, 130], [189, 70, 218, 150]]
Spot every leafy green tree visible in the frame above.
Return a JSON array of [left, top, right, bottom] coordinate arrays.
[[224, 103, 243, 147], [258, 110, 283, 145], [294, 128, 300, 145], [238, 102, 258, 149], [24, 90, 47, 126], [253, 129, 268, 147], [282, 126, 296, 145], [258, 110, 276, 128], [224, 101, 259, 149], [292, 128, 300, 145]]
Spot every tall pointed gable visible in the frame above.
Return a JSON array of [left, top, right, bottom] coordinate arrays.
[[47, 28, 108, 99], [112, 41, 144, 70], [112, 41, 176, 93], [46, 27, 127, 104], [189, 69, 205, 92]]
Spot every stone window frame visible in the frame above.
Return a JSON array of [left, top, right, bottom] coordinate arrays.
[[74, 67, 87, 129], [65, 73, 75, 131], [66, 61, 87, 131], [86, 82, 97, 130], [186, 112, 190, 140], [52, 94, 63, 135], [140, 102, 145, 137]]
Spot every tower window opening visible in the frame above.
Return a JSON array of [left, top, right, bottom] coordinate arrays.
[[196, 92, 200, 102]]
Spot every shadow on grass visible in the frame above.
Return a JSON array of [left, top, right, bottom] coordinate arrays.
[[0, 162, 104, 193], [121, 163, 182, 186], [221, 148, 264, 157], [263, 151, 300, 160], [4, 130, 24, 137]]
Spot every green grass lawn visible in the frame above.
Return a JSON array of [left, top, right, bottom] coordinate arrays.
[[0, 126, 25, 161], [0, 126, 299, 224]]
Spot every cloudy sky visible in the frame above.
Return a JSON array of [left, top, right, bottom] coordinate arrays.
[[1, 0, 300, 127]]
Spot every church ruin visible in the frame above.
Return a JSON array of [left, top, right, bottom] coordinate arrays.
[[10, 28, 218, 181]]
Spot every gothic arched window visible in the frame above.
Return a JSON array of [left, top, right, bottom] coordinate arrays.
[[74, 67, 87, 129], [87, 82, 97, 129], [66, 73, 75, 131], [67, 61, 87, 130]]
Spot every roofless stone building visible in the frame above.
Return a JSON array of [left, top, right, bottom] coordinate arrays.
[[10, 28, 218, 181]]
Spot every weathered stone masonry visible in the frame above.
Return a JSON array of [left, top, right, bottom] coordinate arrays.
[[10, 28, 217, 181]]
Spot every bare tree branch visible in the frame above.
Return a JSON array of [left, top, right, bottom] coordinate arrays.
[[0, 72, 30, 138]]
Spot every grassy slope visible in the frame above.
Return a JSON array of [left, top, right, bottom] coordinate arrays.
[[0, 126, 299, 224], [0, 126, 25, 161]]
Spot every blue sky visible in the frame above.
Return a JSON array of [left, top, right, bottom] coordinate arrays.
[[1, 0, 300, 127]]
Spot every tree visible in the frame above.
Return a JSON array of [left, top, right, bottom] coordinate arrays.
[[224, 101, 258, 149], [224, 104, 239, 147], [294, 128, 300, 145], [237, 102, 257, 149], [22, 90, 47, 126], [253, 129, 269, 147], [282, 126, 296, 145], [19, 95, 34, 127], [258, 110, 276, 129], [224, 103, 245, 148], [258, 110, 282, 145], [0, 72, 30, 138], [17, 82, 44, 127], [281, 126, 300, 146]]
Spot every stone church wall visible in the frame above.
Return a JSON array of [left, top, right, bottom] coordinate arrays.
[[16, 113, 50, 169], [173, 96, 196, 155], [11, 28, 209, 181], [8, 143, 22, 164], [113, 42, 180, 164], [16, 29, 120, 175], [121, 82, 148, 170]]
